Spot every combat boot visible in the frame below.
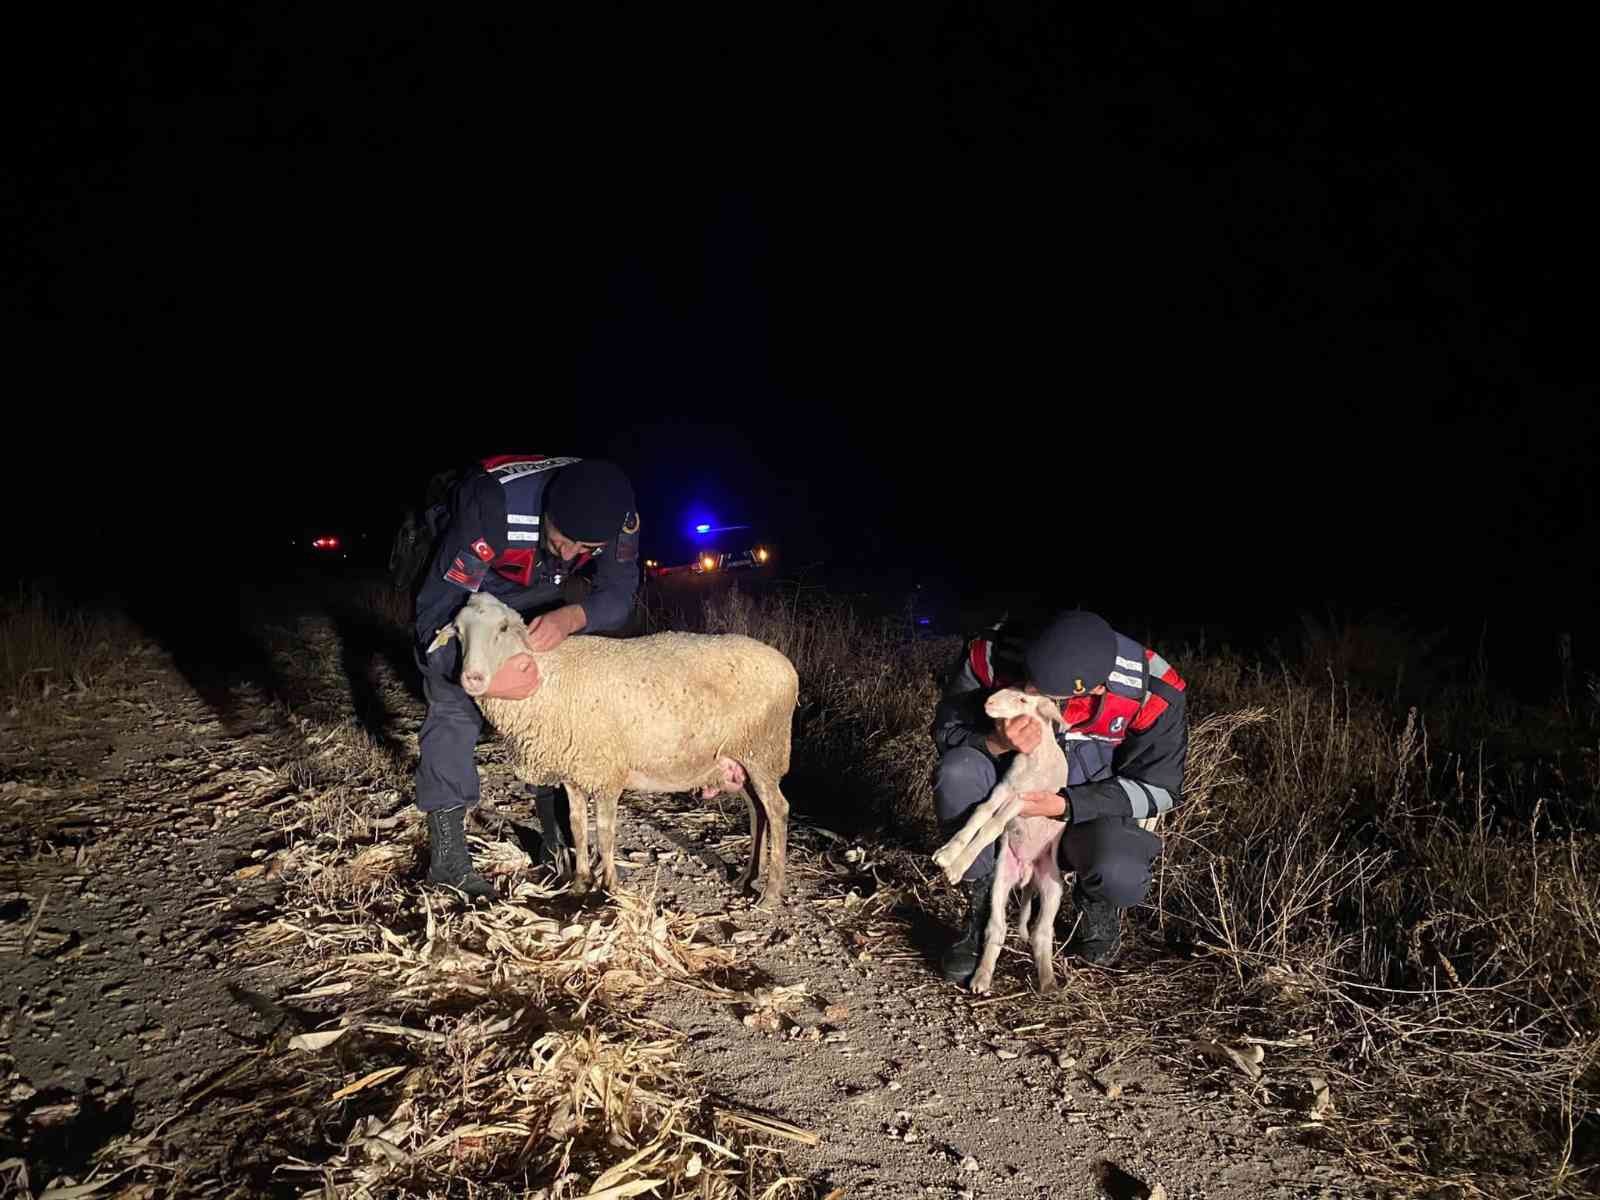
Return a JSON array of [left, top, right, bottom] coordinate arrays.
[[1064, 881, 1122, 965], [939, 869, 996, 984], [425, 806, 495, 902]]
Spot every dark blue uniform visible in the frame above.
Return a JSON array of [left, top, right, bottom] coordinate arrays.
[[412, 455, 641, 814]]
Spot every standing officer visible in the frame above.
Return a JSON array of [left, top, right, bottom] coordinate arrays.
[[412, 454, 642, 900]]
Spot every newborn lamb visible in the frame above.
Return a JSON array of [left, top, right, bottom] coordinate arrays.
[[931, 688, 1076, 993]]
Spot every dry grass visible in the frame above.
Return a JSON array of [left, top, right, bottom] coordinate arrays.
[[1145, 661, 1600, 1197], [247, 707, 831, 1198], [16, 572, 1598, 1196], [0, 584, 122, 705], [77, 712, 830, 1198], [669, 582, 1600, 1198]]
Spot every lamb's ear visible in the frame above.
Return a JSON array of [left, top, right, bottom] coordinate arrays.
[[1032, 695, 1069, 728], [426, 625, 457, 655]]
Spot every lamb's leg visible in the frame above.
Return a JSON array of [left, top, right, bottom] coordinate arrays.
[[594, 787, 622, 893], [1016, 879, 1035, 948], [1030, 851, 1065, 994], [565, 783, 593, 897], [746, 767, 790, 909], [933, 787, 1008, 875], [968, 851, 1016, 995], [937, 790, 1026, 884], [734, 784, 765, 896]]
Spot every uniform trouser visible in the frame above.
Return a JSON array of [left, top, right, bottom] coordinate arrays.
[[933, 746, 1161, 907], [415, 645, 485, 814]]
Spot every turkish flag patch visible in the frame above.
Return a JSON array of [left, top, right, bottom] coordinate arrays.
[[471, 538, 495, 562], [445, 553, 488, 592]]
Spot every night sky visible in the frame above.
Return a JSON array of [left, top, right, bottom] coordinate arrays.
[[5, 7, 1595, 656]]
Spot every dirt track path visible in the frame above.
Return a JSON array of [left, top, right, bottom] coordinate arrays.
[[1, 613, 1373, 1198]]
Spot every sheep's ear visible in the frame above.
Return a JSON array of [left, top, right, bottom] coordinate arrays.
[[426, 625, 457, 654], [1033, 695, 1069, 728]]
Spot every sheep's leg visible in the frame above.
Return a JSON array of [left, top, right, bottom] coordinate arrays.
[[565, 783, 593, 897], [932, 787, 1008, 874], [1030, 851, 1065, 995], [1016, 879, 1035, 948], [969, 850, 1015, 995], [594, 787, 622, 893], [734, 784, 765, 896], [936, 791, 1026, 884], [746, 767, 790, 910], [933, 787, 1018, 881]]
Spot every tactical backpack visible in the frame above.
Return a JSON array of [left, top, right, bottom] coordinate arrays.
[[387, 467, 465, 595]]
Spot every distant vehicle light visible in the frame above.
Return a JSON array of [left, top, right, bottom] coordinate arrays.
[[312, 535, 341, 551], [755, 547, 769, 562], [701, 554, 716, 570], [645, 559, 658, 568]]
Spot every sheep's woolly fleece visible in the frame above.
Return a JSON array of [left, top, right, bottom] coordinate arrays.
[[463, 604, 799, 805]]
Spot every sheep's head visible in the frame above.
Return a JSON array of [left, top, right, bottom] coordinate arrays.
[[427, 592, 540, 699], [984, 687, 1068, 732]]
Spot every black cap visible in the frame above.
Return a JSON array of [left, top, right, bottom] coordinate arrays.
[[1023, 610, 1116, 696], [545, 459, 636, 543]]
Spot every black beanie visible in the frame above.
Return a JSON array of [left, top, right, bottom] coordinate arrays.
[[1023, 610, 1117, 696], [545, 459, 636, 543]]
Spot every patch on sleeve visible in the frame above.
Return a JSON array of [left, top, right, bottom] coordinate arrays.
[[444, 551, 488, 592], [470, 538, 495, 562], [616, 511, 640, 562]]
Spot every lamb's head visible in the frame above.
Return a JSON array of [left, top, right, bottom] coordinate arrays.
[[983, 687, 1068, 735], [426, 592, 538, 698]]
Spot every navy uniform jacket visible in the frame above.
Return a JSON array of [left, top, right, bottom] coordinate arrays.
[[414, 455, 641, 675]]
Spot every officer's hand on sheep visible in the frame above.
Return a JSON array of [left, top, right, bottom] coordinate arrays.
[[482, 653, 541, 700], [986, 712, 1044, 756], [524, 604, 587, 653]]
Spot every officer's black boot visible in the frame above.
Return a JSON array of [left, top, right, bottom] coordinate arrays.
[[939, 868, 996, 984], [425, 806, 495, 902], [532, 786, 573, 875], [1064, 880, 1122, 965]]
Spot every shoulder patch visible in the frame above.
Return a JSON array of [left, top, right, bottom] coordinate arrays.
[[444, 552, 488, 592]]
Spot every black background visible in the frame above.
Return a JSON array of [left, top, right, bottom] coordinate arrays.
[[5, 5, 1595, 672]]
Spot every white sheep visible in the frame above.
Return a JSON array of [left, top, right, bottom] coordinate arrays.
[[931, 688, 1077, 994], [427, 591, 800, 908]]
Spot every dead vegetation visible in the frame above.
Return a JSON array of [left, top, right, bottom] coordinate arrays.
[[8, 574, 1600, 1197], [60, 714, 830, 1198], [0, 585, 123, 708], [677, 583, 1600, 1198]]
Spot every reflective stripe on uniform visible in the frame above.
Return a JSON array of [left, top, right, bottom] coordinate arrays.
[[1115, 777, 1174, 819]]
